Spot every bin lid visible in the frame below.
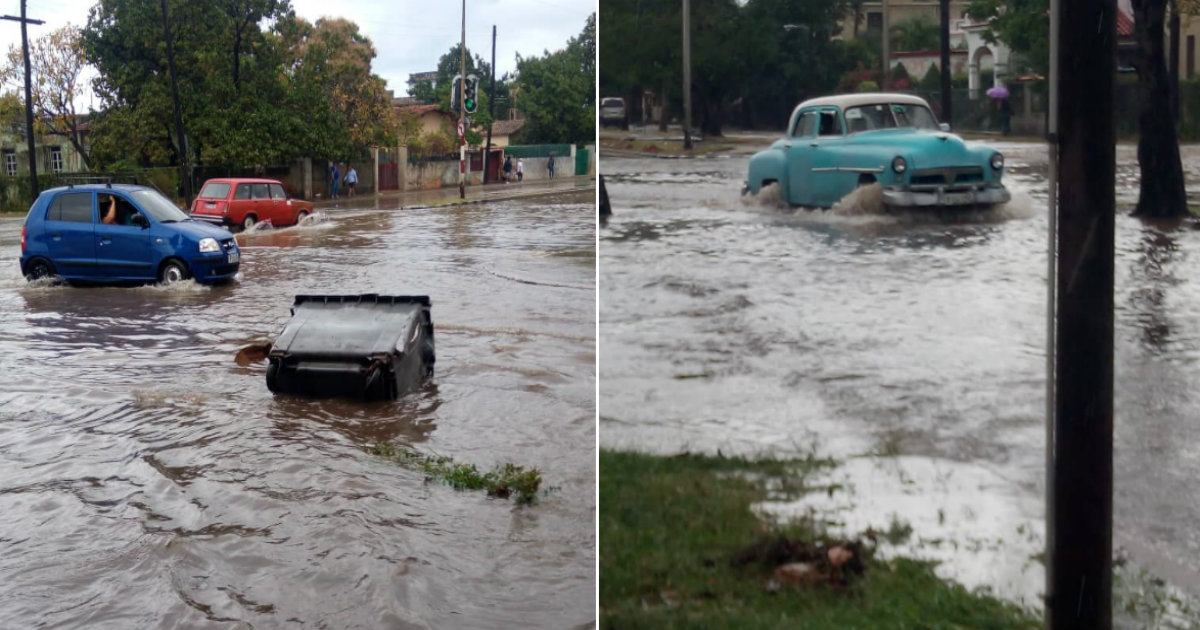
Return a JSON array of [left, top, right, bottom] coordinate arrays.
[[272, 295, 430, 358]]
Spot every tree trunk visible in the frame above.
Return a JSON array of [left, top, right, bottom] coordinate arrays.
[[1132, 0, 1188, 217]]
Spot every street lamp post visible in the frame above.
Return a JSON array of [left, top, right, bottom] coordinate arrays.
[[881, 0, 890, 90]]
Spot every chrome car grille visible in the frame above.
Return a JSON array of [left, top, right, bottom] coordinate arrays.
[[910, 167, 984, 187]]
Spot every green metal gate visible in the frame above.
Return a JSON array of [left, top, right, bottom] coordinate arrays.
[[575, 148, 589, 176]]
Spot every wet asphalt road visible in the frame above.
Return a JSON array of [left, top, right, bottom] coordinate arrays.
[[0, 189, 595, 629], [599, 144, 1200, 618]]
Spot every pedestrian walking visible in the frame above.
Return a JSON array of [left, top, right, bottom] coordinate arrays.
[[346, 166, 358, 197], [517, 158, 524, 182], [330, 163, 340, 199], [547, 154, 556, 179], [503, 155, 513, 183], [998, 97, 1013, 137]]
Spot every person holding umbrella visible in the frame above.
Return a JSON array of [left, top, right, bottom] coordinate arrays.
[[987, 85, 1012, 137]]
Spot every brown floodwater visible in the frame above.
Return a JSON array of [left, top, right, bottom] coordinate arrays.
[[0, 189, 596, 629]]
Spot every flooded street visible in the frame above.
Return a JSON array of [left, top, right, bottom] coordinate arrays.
[[599, 145, 1200, 620], [0, 189, 595, 629]]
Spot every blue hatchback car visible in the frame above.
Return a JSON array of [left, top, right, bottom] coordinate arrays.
[[19, 184, 241, 285]]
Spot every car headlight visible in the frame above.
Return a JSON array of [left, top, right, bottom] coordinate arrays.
[[891, 156, 907, 174], [990, 153, 1004, 170], [199, 237, 219, 253]]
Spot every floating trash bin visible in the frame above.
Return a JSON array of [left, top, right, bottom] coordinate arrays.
[[266, 294, 435, 400]]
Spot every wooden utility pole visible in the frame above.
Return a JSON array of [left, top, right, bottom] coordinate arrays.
[[1170, 0, 1181, 120], [939, 0, 952, 123], [682, 0, 693, 150], [1050, 0, 1116, 627], [1, 2, 44, 200], [161, 0, 190, 201]]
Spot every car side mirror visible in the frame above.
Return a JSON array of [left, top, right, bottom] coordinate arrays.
[[939, 122, 951, 132], [131, 213, 149, 228]]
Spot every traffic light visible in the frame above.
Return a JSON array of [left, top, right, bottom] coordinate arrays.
[[464, 74, 479, 114], [451, 74, 462, 112]]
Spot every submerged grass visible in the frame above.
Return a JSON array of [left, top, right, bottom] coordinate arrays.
[[600, 449, 1039, 630], [369, 442, 543, 504]]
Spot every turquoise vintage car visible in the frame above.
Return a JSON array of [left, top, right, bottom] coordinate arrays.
[[745, 93, 1010, 209]]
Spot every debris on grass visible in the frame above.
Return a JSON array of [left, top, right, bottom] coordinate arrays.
[[368, 442, 543, 504], [733, 534, 868, 590]]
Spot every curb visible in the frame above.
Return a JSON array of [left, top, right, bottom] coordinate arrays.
[[404, 185, 596, 210]]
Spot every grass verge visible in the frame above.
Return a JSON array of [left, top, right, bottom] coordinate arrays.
[[600, 449, 1039, 630], [369, 442, 542, 504]]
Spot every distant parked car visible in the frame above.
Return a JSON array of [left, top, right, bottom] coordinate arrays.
[[745, 93, 1011, 209], [600, 97, 629, 130], [20, 184, 240, 285], [190, 178, 314, 231]]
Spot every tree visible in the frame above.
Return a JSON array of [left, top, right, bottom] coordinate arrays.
[[276, 17, 398, 157], [513, 13, 595, 144], [891, 15, 940, 52], [0, 26, 93, 169], [1130, 0, 1187, 217], [966, 0, 1050, 77]]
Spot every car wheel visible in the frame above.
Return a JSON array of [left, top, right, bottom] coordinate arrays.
[[266, 360, 283, 392], [25, 257, 56, 282], [158, 259, 190, 285], [297, 210, 309, 225], [241, 215, 257, 231]]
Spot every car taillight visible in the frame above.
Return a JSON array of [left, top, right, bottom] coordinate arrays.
[[20, 226, 25, 251]]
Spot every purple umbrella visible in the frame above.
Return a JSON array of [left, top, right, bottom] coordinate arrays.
[[986, 85, 1010, 99]]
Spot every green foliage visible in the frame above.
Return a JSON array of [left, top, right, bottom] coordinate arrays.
[[857, 80, 880, 92], [891, 15, 941, 52], [81, 0, 397, 173], [513, 13, 595, 144], [920, 63, 943, 90], [369, 442, 543, 504], [600, 450, 1039, 629], [966, 0, 1050, 77]]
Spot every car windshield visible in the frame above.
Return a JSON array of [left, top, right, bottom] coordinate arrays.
[[844, 103, 939, 132], [601, 98, 624, 108], [198, 182, 231, 199], [132, 190, 191, 222]]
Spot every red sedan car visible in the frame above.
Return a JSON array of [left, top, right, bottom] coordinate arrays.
[[190, 178, 314, 231]]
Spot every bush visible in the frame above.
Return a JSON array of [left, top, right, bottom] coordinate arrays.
[[857, 80, 880, 93]]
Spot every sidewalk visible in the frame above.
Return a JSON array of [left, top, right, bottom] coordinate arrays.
[[311, 175, 595, 211]]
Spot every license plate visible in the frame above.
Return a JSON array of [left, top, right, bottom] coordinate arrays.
[[205, 202, 215, 208], [227, 252, 240, 264], [941, 192, 973, 205]]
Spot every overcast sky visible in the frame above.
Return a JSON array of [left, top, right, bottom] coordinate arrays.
[[0, 0, 594, 109]]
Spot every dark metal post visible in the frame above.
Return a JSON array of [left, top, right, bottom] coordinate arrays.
[[1050, 0, 1115, 627], [458, 0, 466, 199], [484, 25, 496, 184], [161, 0, 190, 201], [1170, 0, 1180, 121], [0, 2, 45, 200], [682, 0, 692, 150], [939, 0, 952, 124]]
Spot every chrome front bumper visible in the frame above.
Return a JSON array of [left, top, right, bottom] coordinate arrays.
[[882, 184, 1011, 207]]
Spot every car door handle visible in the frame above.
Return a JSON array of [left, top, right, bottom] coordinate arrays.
[[50, 232, 62, 241], [98, 236, 112, 245]]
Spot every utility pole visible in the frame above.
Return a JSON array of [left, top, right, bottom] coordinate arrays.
[[484, 25, 496, 185], [881, 0, 890, 90], [682, 0, 692, 150], [1049, 0, 1115, 628], [161, 0, 190, 201], [1, 2, 44, 201], [939, 0, 952, 124], [458, 0, 467, 199], [1170, 0, 1180, 121]]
